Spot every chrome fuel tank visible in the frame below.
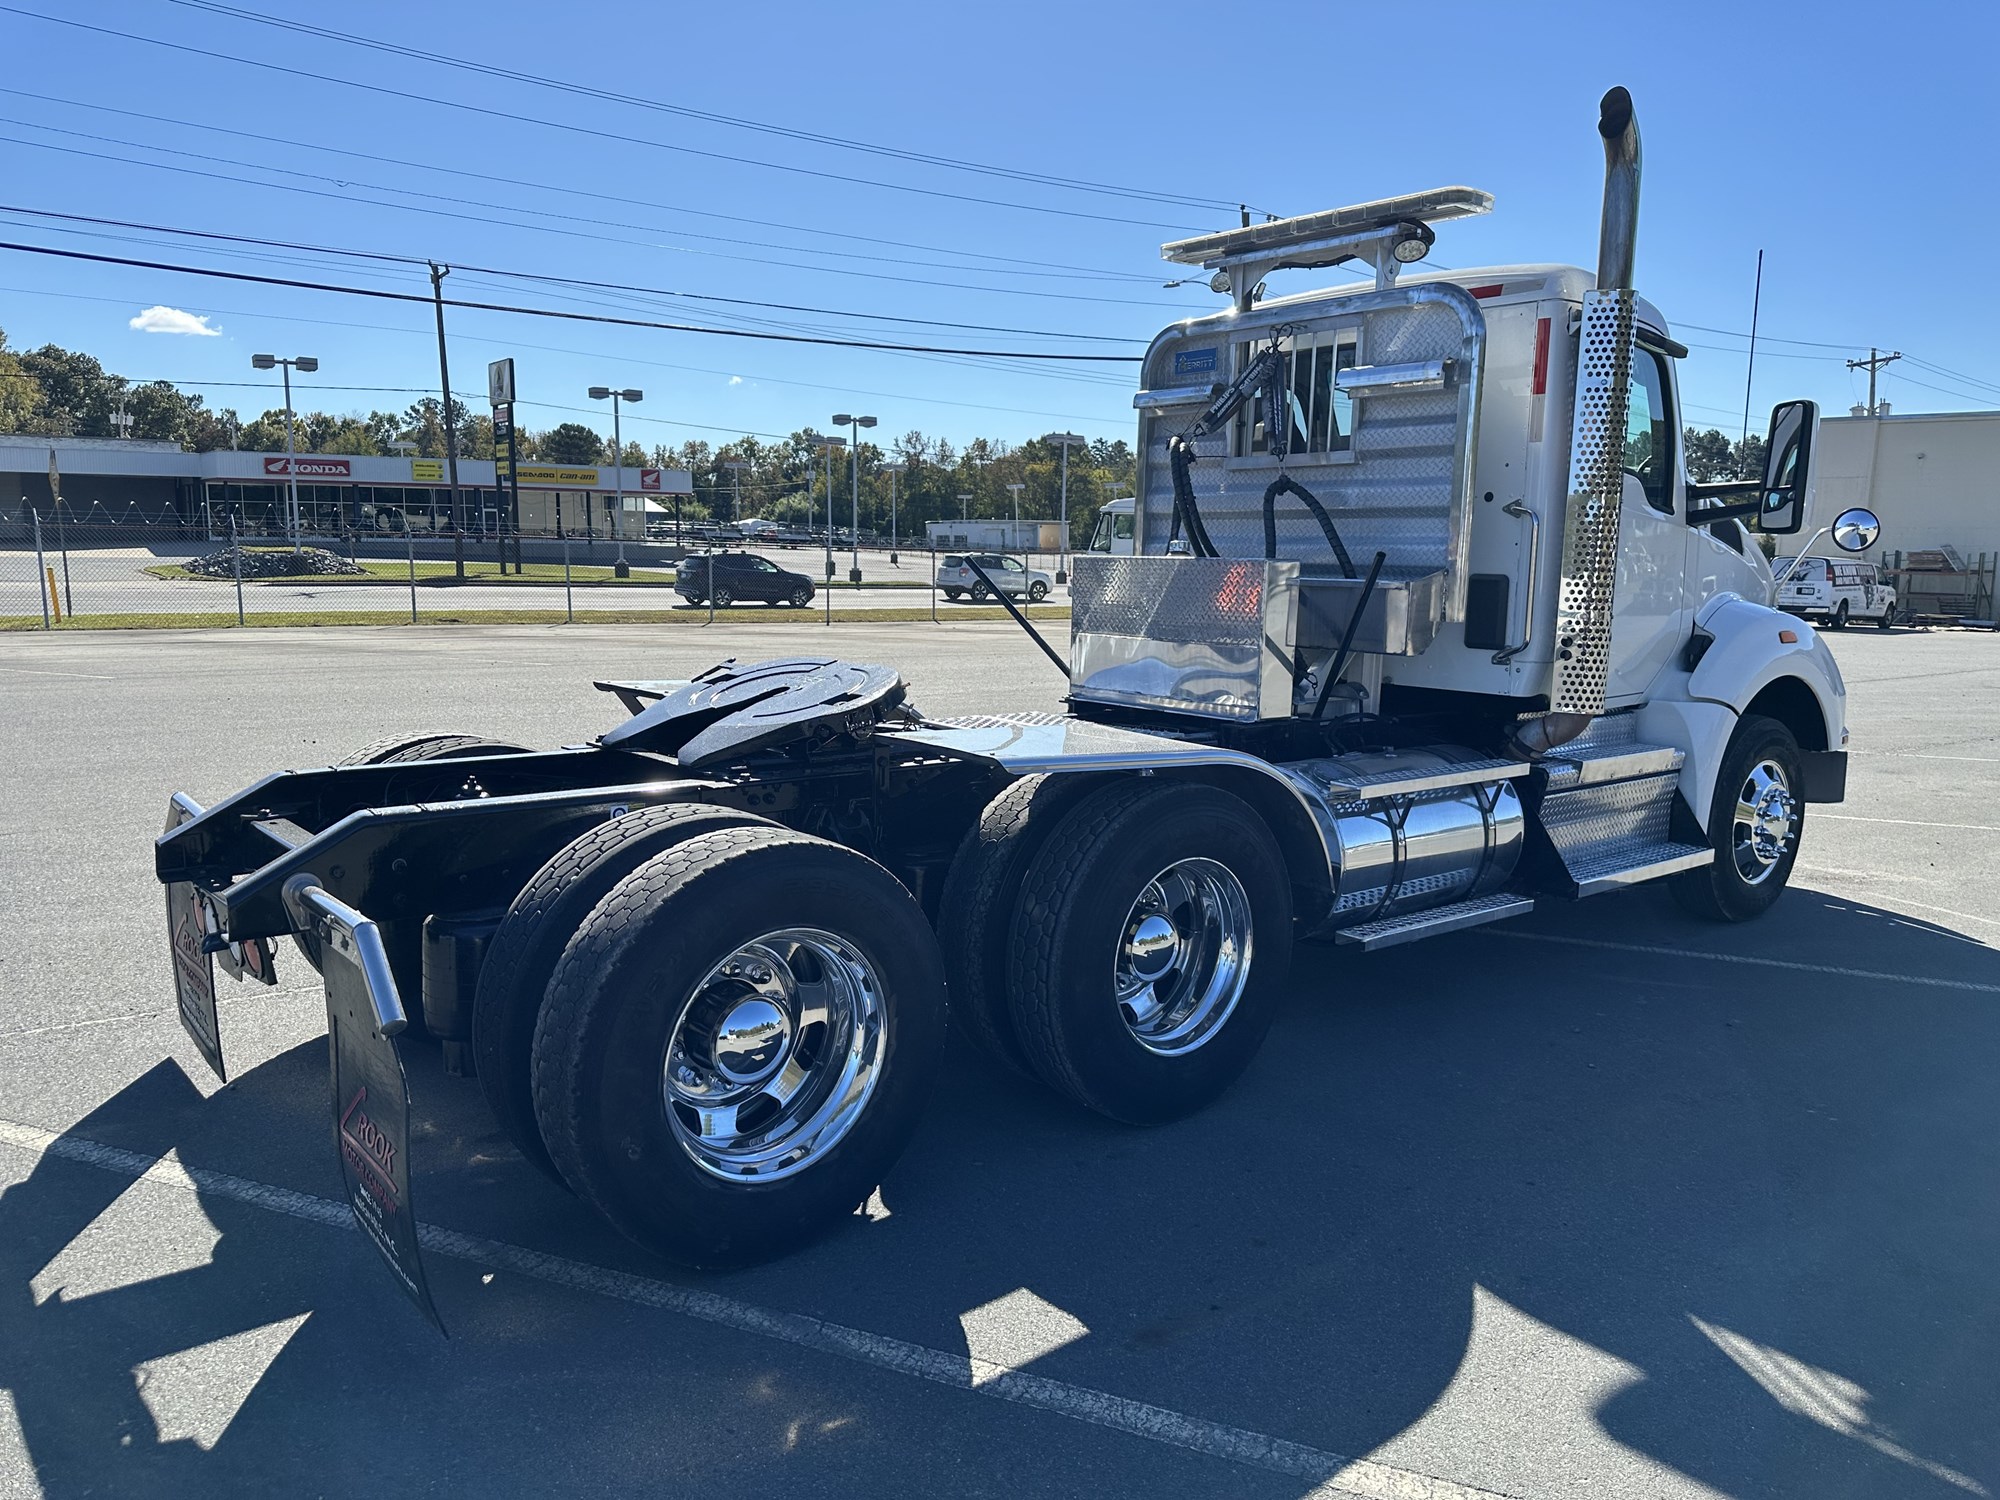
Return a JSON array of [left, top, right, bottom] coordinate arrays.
[[1280, 749, 1524, 927]]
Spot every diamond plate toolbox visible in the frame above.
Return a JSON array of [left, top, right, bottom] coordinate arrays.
[[1068, 555, 1300, 721]]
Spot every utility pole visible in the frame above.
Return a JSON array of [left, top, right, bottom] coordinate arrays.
[[1846, 348, 1902, 416], [1739, 249, 1763, 447], [428, 262, 465, 579]]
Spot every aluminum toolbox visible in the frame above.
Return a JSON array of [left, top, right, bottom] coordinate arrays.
[[1069, 556, 1444, 720]]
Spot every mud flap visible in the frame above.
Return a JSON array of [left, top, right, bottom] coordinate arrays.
[[163, 794, 227, 1083], [284, 877, 446, 1335]]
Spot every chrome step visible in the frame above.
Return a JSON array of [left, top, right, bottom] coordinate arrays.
[[1311, 755, 1531, 802], [1567, 840, 1712, 896], [1334, 892, 1536, 951]]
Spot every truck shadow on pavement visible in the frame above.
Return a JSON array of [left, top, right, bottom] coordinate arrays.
[[3, 884, 1996, 1499]]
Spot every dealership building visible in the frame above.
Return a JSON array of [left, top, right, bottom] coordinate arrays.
[[0, 436, 693, 540]]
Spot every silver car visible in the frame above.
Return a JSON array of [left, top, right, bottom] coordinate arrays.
[[936, 553, 1053, 602]]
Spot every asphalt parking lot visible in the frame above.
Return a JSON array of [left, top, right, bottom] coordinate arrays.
[[1, 621, 1996, 1499]]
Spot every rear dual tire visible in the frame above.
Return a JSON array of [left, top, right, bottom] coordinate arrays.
[[473, 804, 768, 1184], [941, 778, 1293, 1124], [530, 827, 947, 1268]]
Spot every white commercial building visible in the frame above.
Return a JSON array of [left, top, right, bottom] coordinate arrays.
[[0, 436, 691, 541], [1815, 410, 1999, 565]]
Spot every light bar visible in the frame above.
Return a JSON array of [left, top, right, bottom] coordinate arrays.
[[1163, 188, 1493, 267]]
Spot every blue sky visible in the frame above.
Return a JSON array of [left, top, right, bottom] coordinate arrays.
[[2, 0, 1995, 457]]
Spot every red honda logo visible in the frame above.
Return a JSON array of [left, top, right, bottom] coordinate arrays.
[[639, 468, 662, 491], [263, 456, 352, 477]]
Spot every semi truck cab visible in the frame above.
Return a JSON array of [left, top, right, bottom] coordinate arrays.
[[151, 88, 1882, 1316]]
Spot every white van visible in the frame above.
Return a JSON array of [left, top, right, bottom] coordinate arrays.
[[1086, 498, 1135, 555], [1775, 555, 1896, 629]]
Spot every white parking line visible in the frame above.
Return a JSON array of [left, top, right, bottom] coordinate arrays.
[[0, 1116, 1509, 1500], [1487, 932, 2000, 992], [1815, 813, 2000, 833]]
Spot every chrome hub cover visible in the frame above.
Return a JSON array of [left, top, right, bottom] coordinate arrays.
[[662, 929, 887, 1182], [712, 998, 791, 1085], [1124, 913, 1181, 983], [1112, 858, 1253, 1057], [1732, 759, 1799, 885]]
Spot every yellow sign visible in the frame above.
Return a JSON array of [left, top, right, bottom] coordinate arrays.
[[411, 459, 444, 482], [500, 464, 601, 487]]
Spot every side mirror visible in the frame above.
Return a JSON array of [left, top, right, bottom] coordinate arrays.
[[1832, 507, 1880, 552], [1756, 399, 1816, 534]]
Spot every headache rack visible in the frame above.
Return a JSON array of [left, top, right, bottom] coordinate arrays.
[[1076, 192, 1494, 723]]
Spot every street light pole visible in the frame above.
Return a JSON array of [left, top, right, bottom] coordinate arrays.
[[815, 435, 845, 580], [589, 386, 643, 575], [723, 460, 750, 526], [1006, 481, 1025, 556], [882, 460, 905, 565], [252, 353, 317, 551], [831, 413, 876, 584], [957, 492, 972, 521], [1042, 431, 1086, 583]]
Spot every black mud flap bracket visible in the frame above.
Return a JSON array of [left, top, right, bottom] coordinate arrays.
[[283, 875, 446, 1335]]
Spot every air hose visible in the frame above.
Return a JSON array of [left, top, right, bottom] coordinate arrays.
[[1262, 474, 1356, 578]]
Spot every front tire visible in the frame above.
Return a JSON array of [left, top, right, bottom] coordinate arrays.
[[790, 586, 812, 608], [1671, 714, 1804, 923], [1027, 580, 1049, 602], [1876, 606, 1893, 630], [531, 827, 947, 1268], [1006, 781, 1292, 1123]]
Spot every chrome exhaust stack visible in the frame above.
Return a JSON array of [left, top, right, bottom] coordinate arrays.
[[1595, 86, 1641, 293], [1530, 87, 1645, 753]]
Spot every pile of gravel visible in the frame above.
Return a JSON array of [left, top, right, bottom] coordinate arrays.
[[181, 546, 366, 579]]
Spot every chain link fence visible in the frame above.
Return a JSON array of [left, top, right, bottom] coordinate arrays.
[[0, 515, 1072, 632]]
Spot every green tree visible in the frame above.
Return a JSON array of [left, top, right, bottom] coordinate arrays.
[[1732, 433, 1767, 482], [0, 328, 45, 433], [19, 344, 118, 435], [1683, 427, 1735, 482], [538, 421, 605, 464]]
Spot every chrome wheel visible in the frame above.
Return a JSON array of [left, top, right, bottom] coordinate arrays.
[[1731, 759, 1798, 885], [662, 928, 886, 1181], [1112, 858, 1253, 1056]]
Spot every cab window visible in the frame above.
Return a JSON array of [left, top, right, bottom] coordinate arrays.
[[1622, 347, 1677, 514]]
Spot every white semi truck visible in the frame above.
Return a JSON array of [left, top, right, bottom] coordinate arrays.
[[156, 88, 1875, 1318]]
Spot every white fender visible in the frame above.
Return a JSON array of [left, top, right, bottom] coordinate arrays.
[[1687, 594, 1846, 742]]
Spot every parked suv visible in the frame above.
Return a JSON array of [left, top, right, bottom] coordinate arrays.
[[676, 551, 816, 608], [936, 553, 1053, 602], [1774, 554, 1896, 629]]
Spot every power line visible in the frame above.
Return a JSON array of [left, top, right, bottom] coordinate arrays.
[[162, 0, 1264, 217], [0, 282, 1139, 426], [0, 6, 1215, 232], [0, 132, 1192, 311], [0, 239, 1143, 362], [0, 88, 1163, 286], [0, 205, 1151, 343], [0, 116, 1154, 288]]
